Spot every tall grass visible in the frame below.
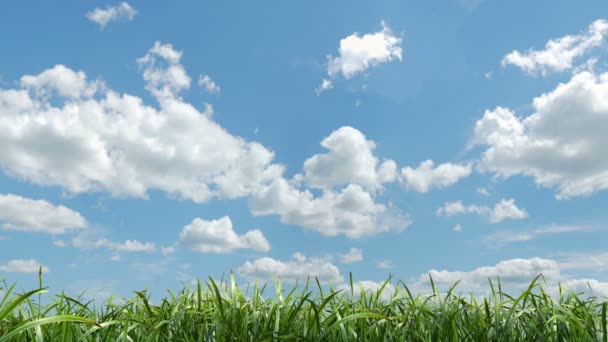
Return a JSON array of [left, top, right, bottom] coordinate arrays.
[[1, 270, 606, 341]]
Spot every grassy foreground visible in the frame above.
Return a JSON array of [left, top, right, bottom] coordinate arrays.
[[1, 271, 607, 341]]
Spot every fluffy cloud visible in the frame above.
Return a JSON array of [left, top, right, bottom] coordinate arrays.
[[400, 160, 472, 193], [0, 42, 281, 203], [177, 216, 270, 254], [502, 19, 608, 76], [86, 2, 137, 29], [473, 71, 608, 198], [237, 253, 343, 284], [198, 75, 221, 94], [409, 257, 608, 298], [339, 248, 363, 264], [300, 127, 397, 190], [0, 259, 49, 273], [251, 179, 408, 239], [0, 193, 87, 234], [318, 21, 402, 92], [437, 198, 528, 223]]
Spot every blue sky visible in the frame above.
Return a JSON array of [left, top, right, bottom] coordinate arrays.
[[1, 0, 608, 299]]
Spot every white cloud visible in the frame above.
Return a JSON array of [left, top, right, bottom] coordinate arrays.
[[400, 160, 472, 193], [318, 21, 402, 92], [300, 127, 397, 190], [473, 71, 608, 198], [484, 225, 595, 246], [250, 179, 409, 239], [376, 260, 392, 269], [113, 240, 157, 252], [452, 224, 463, 232], [70, 234, 157, 253], [408, 257, 608, 298], [177, 216, 270, 254], [339, 248, 363, 264], [437, 198, 528, 223], [0, 193, 87, 234], [414, 258, 560, 294], [86, 2, 137, 29], [476, 187, 490, 196], [489, 198, 529, 223], [0, 259, 49, 273], [198, 75, 221, 94], [315, 79, 333, 95], [502, 19, 608, 76], [20, 65, 103, 99], [0, 42, 282, 203], [237, 253, 343, 284]]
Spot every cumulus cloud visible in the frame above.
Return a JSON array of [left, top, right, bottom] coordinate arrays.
[[452, 224, 463, 232], [339, 248, 363, 264], [0, 42, 282, 203], [0, 193, 87, 234], [400, 160, 472, 193], [409, 257, 608, 298], [237, 253, 343, 284], [0, 259, 49, 273], [437, 198, 528, 223], [251, 179, 408, 239], [86, 2, 137, 29], [502, 19, 608, 76], [198, 75, 221, 94], [473, 71, 608, 198], [300, 127, 397, 190], [318, 21, 402, 93], [177, 216, 270, 254]]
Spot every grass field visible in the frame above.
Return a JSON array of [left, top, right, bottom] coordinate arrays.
[[1, 269, 607, 341]]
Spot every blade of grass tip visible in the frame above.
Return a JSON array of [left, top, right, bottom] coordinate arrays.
[[197, 279, 202, 312], [208, 277, 226, 322], [0, 282, 17, 311], [134, 291, 156, 319], [0, 288, 48, 322], [1, 315, 100, 341], [602, 302, 607, 342], [38, 265, 42, 318], [349, 273, 354, 297]]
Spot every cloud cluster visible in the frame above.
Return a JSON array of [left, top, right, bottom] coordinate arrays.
[[318, 21, 402, 93], [86, 2, 137, 29], [178, 216, 270, 254], [0, 194, 87, 234], [437, 198, 528, 223], [502, 19, 608, 76], [474, 71, 608, 198], [238, 252, 343, 284], [0, 42, 281, 204]]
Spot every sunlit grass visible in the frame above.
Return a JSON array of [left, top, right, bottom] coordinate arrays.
[[1, 268, 607, 341]]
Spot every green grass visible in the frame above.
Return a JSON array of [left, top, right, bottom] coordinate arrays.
[[1, 270, 607, 341]]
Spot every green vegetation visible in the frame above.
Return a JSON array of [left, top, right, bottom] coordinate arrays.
[[1, 269, 607, 341]]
